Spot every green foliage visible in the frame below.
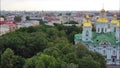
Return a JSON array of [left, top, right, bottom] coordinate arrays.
[[92, 27, 96, 32], [43, 47, 61, 58], [26, 16, 30, 20], [65, 21, 79, 24], [89, 51, 106, 68], [1, 48, 25, 68], [23, 56, 36, 68], [0, 15, 6, 20], [66, 13, 71, 16], [64, 52, 78, 63], [14, 16, 22, 22], [13, 56, 25, 68], [24, 54, 58, 68], [68, 31, 77, 43], [78, 57, 101, 68], [75, 43, 89, 58], [61, 62, 78, 68], [36, 54, 57, 68], [1, 48, 15, 68], [0, 25, 106, 68], [46, 28, 59, 41]]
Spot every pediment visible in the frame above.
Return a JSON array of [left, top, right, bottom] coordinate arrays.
[[99, 40, 111, 45]]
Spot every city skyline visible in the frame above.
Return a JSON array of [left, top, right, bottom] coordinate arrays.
[[1, 0, 120, 11]]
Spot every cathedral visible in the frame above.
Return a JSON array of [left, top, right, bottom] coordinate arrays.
[[74, 9, 120, 65]]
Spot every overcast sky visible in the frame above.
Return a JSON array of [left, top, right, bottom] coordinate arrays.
[[1, 0, 120, 11]]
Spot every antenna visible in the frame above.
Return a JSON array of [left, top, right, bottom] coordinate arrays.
[[102, 0, 104, 9], [119, 0, 120, 20]]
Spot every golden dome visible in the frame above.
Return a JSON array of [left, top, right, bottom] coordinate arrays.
[[113, 13, 117, 19], [85, 14, 90, 19], [101, 8, 105, 14], [83, 20, 92, 27], [111, 20, 119, 24], [83, 14, 92, 27], [111, 13, 118, 24], [97, 17, 108, 23], [117, 21, 120, 27]]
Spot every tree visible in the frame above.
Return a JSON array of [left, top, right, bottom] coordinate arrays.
[[46, 28, 59, 41], [58, 30, 66, 37], [14, 16, 22, 22], [78, 57, 100, 68], [61, 62, 78, 68], [0, 15, 6, 20], [89, 51, 106, 68], [43, 47, 61, 58], [35, 54, 58, 68], [68, 31, 77, 43], [1, 48, 15, 68], [0, 25, 106, 68], [24, 54, 58, 68], [66, 63, 78, 68], [23, 56, 36, 68], [64, 52, 77, 63], [75, 43, 89, 58], [13, 56, 25, 68], [65, 21, 78, 24], [26, 16, 30, 20], [66, 13, 71, 16]]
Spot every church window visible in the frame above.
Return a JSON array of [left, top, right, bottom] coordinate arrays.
[[108, 24, 110, 28], [112, 57, 115, 62], [105, 28, 107, 32], [98, 28, 99, 32], [86, 30, 89, 36], [96, 40, 99, 42], [113, 50, 115, 55], [114, 27, 116, 32], [104, 46, 106, 48], [101, 28, 104, 33], [103, 50, 106, 55]]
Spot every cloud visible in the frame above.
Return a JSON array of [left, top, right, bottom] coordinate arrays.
[[1, 0, 119, 11]]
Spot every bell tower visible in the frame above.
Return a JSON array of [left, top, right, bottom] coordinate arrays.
[[82, 14, 92, 42], [96, 8, 108, 33], [111, 13, 119, 32], [116, 21, 120, 43]]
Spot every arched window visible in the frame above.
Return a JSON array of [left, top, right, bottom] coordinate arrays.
[[114, 27, 116, 32], [108, 24, 110, 28], [103, 50, 106, 55], [113, 50, 115, 56], [86, 30, 89, 36], [105, 28, 107, 32], [101, 28, 104, 33], [98, 28, 99, 32]]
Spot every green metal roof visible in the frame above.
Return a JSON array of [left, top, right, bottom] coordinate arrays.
[[74, 32, 120, 45], [92, 32, 116, 45], [74, 34, 82, 41]]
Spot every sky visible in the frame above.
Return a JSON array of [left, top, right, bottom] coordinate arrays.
[[1, 0, 120, 11]]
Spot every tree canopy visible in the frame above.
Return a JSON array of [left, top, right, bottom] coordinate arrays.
[[14, 16, 22, 22], [0, 25, 106, 68]]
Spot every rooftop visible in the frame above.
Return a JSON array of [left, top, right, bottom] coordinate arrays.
[[75, 32, 120, 46]]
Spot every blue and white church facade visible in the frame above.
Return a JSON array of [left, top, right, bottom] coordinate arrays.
[[74, 9, 120, 65]]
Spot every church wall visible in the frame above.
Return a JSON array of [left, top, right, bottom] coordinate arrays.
[[87, 45, 120, 65], [82, 27, 92, 41]]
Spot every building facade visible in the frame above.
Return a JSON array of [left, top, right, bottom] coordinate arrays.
[[74, 9, 120, 65]]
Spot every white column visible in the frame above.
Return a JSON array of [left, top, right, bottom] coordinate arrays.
[[116, 47, 120, 65], [99, 27, 101, 33]]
